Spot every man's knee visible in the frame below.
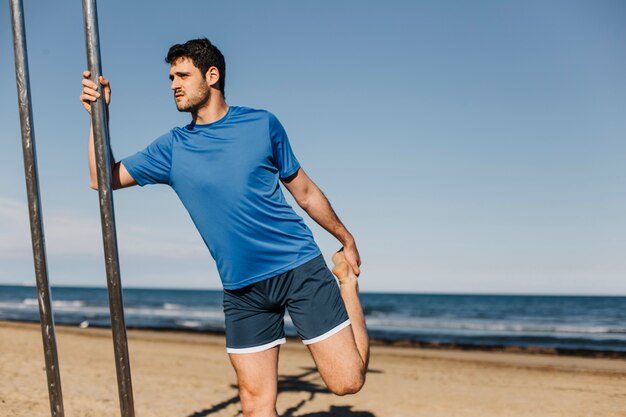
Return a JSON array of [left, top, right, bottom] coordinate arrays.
[[327, 372, 365, 396], [239, 386, 277, 417]]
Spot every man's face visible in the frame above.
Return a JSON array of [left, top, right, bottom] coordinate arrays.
[[169, 57, 210, 113]]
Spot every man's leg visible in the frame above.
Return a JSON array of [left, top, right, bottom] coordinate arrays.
[[229, 346, 280, 417], [306, 250, 369, 395], [223, 281, 288, 417]]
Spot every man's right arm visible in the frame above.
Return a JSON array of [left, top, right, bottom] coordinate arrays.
[[81, 70, 137, 190]]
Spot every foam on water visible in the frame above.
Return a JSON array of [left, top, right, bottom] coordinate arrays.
[[163, 303, 185, 310], [365, 317, 626, 335]]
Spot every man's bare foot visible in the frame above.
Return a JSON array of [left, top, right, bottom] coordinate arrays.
[[331, 249, 358, 286]]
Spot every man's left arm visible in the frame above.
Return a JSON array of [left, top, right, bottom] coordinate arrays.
[[282, 168, 361, 275]]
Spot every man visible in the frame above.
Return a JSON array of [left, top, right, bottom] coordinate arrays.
[[80, 38, 369, 416]]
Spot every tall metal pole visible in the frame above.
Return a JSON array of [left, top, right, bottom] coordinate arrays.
[[81, 1, 135, 416], [9, 1, 65, 416]]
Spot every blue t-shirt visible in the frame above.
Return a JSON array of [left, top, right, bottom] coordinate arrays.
[[122, 106, 321, 289]]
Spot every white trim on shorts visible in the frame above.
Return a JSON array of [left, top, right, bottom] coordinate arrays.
[[226, 337, 286, 354], [301, 319, 351, 345]]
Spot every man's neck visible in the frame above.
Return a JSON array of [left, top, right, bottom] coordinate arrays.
[[192, 95, 229, 125]]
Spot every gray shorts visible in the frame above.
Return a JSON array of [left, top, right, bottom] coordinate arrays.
[[223, 254, 350, 354]]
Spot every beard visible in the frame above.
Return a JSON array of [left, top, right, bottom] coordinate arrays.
[[175, 84, 211, 113]]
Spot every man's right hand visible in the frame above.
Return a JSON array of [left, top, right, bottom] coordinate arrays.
[[80, 70, 110, 113]]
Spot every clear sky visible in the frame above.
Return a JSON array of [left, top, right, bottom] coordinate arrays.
[[1, 1, 625, 294]]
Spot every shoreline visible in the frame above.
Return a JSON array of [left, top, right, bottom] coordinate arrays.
[[4, 318, 626, 360]]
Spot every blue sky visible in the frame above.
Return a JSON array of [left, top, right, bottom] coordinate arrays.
[[1, 1, 625, 294]]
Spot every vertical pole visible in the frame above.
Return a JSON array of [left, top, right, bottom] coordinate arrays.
[[9, 1, 65, 416], [81, 1, 135, 416]]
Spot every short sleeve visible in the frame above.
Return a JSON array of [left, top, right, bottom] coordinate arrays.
[[268, 113, 300, 179], [121, 132, 173, 186]]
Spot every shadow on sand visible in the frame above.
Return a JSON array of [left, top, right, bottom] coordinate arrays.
[[186, 367, 379, 417]]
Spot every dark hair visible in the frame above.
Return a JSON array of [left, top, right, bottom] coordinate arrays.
[[165, 38, 226, 96]]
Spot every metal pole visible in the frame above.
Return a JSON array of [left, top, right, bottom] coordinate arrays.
[[81, 1, 135, 416], [9, 1, 65, 416]]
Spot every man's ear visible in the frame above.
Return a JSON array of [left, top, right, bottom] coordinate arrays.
[[206, 66, 220, 88]]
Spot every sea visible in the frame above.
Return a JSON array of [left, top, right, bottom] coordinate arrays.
[[1, 285, 625, 355]]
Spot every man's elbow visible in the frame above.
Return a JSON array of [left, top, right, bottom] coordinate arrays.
[[296, 195, 310, 211], [296, 188, 318, 211], [90, 181, 121, 191]]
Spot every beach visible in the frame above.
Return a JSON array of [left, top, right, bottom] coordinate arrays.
[[1, 321, 625, 417]]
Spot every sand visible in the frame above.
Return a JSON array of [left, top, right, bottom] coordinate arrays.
[[1, 320, 625, 417]]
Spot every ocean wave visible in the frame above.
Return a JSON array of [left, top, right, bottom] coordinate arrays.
[[30, 298, 85, 308], [0, 300, 224, 321], [364, 317, 626, 336], [54, 300, 86, 308], [2, 301, 623, 336], [176, 320, 202, 328], [0, 301, 29, 309], [124, 306, 224, 319], [10, 299, 87, 309]]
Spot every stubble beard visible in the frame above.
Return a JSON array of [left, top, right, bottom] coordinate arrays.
[[175, 85, 211, 113]]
